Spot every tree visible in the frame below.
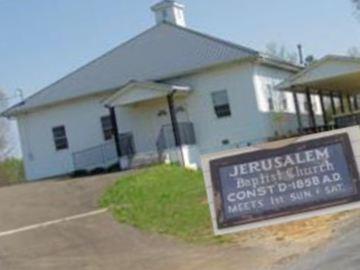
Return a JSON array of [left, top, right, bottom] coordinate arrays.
[[347, 46, 360, 57], [0, 90, 12, 161], [352, 0, 360, 20], [305, 55, 316, 66], [265, 42, 298, 64], [352, 0, 360, 10]]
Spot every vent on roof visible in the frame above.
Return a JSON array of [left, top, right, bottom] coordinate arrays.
[[151, 0, 186, 27]]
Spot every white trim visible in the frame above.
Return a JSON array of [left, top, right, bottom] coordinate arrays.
[[102, 81, 191, 107], [0, 208, 108, 238]]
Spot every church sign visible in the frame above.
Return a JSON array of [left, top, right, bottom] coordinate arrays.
[[202, 127, 360, 235]]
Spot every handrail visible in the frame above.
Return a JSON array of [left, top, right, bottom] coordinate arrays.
[[156, 122, 196, 153], [72, 140, 118, 171]]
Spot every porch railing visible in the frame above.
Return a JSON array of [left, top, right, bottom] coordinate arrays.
[[72, 140, 118, 171], [156, 122, 196, 153], [72, 122, 196, 172], [334, 112, 360, 128]]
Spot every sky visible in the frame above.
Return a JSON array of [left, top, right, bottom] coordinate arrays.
[[1, 0, 360, 156]]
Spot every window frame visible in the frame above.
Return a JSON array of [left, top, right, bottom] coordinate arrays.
[[101, 115, 114, 141], [52, 125, 69, 151], [211, 90, 232, 118]]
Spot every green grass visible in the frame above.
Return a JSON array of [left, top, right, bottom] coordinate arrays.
[[0, 158, 25, 186], [100, 164, 230, 244]]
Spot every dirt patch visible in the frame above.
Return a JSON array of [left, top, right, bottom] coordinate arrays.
[[231, 209, 360, 269]]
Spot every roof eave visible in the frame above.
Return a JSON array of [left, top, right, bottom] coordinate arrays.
[[4, 55, 301, 117], [3, 88, 118, 118], [256, 54, 303, 72], [275, 54, 360, 92]]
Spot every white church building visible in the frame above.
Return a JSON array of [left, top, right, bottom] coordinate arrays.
[[3, 1, 324, 181]]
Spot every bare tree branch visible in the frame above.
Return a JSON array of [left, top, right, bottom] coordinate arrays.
[[348, 46, 360, 57], [352, 0, 360, 10], [265, 42, 298, 64]]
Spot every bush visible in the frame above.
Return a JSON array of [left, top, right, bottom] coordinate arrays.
[[0, 158, 25, 186]]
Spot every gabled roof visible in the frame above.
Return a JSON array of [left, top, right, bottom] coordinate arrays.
[[277, 55, 360, 94], [4, 22, 297, 117], [102, 80, 191, 107]]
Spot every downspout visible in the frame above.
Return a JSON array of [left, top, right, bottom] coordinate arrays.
[[167, 90, 185, 166]]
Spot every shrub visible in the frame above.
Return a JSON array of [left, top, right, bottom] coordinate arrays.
[[0, 158, 25, 186]]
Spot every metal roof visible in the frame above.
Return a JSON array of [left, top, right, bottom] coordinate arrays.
[[4, 22, 297, 117], [277, 55, 360, 94]]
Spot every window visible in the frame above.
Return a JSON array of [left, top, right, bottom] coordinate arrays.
[[101, 116, 114, 141], [312, 101, 318, 113], [212, 90, 231, 118], [281, 94, 288, 111], [304, 100, 309, 113], [52, 126, 68, 151], [119, 133, 136, 157], [268, 97, 274, 111], [162, 10, 167, 19], [266, 84, 275, 111], [304, 99, 317, 113]]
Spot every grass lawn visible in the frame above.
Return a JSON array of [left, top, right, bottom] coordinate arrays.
[[100, 164, 230, 244]]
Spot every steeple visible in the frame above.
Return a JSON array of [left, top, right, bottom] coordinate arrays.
[[151, 1, 186, 27]]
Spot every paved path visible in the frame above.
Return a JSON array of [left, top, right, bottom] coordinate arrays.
[[0, 173, 276, 270], [0, 172, 123, 232], [0, 211, 273, 270], [0, 172, 358, 270]]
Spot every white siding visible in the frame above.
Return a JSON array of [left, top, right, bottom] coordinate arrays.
[[253, 64, 324, 133], [110, 62, 264, 156], [16, 62, 307, 181], [114, 97, 188, 154], [166, 62, 265, 154], [17, 94, 111, 180], [293, 59, 360, 85], [254, 64, 322, 115]]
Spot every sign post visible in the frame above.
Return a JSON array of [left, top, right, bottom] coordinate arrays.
[[202, 127, 360, 235]]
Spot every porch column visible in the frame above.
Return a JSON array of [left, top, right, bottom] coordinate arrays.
[[167, 91, 184, 166], [306, 88, 316, 130], [339, 92, 345, 113], [319, 91, 328, 126], [292, 90, 302, 132], [354, 95, 359, 110], [347, 94, 353, 113], [108, 106, 122, 165], [330, 91, 337, 115]]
